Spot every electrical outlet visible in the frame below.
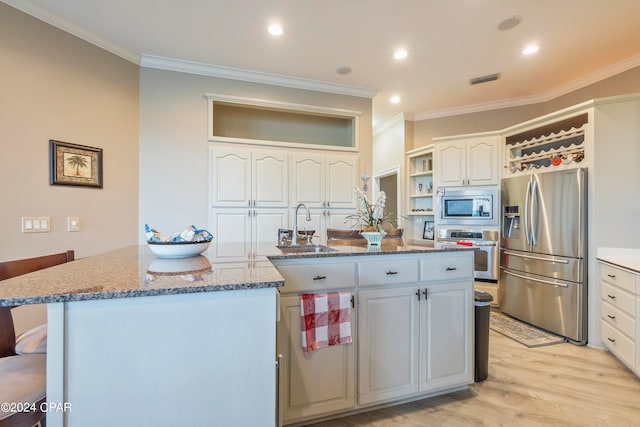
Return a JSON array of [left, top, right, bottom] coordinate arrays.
[[21, 217, 51, 233], [67, 217, 80, 232]]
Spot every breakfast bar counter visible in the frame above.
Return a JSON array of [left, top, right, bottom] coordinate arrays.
[[0, 245, 284, 427], [0, 245, 284, 306]]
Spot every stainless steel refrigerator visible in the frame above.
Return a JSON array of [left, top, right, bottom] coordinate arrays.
[[499, 168, 587, 344]]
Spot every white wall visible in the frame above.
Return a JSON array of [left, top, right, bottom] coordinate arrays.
[[138, 68, 373, 239], [373, 115, 406, 227], [0, 3, 139, 262], [0, 3, 139, 334]]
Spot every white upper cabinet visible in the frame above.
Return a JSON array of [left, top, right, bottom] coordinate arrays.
[[211, 146, 288, 207], [326, 155, 358, 208], [435, 134, 499, 187], [291, 153, 358, 209]]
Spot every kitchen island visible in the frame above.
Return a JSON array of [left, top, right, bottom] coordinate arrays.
[[269, 244, 475, 425], [0, 244, 474, 427], [0, 246, 283, 427]]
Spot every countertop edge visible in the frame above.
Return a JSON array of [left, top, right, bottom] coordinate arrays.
[[0, 280, 284, 307]]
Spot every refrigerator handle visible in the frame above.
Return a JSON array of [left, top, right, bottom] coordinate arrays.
[[531, 180, 540, 245], [524, 181, 532, 245], [503, 269, 569, 288], [503, 250, 570, 264]]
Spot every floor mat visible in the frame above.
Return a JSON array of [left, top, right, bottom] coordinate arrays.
[[490, 310, 567, 348]]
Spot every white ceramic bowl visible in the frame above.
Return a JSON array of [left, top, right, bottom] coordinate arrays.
[[147, 241, 211, 259]]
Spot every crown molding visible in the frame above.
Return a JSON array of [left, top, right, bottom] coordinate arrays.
[[412, 52, 640, 121], [141, 55, 378, 99], [373, 113, 406, 137], [3, 0, 140, 64]]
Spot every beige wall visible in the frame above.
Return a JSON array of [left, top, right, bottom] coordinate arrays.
[[0, 3, 140, 262], [411, 66, 640, 148], [138, 68, 372, 238]]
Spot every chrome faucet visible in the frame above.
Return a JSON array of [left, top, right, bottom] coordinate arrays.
[[291, 203, 311, 246]]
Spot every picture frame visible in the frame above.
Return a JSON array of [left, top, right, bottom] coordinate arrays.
[[49, 140, 103, 188], [423, 221, 434, 240]]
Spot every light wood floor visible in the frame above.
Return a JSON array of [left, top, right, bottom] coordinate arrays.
[[310, 331, 640, 426]]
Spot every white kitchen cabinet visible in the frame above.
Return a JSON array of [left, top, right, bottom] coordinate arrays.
[[599, 261, 638, 375], [209, 208, 288, 261], [420, 281, 473, 391], [358, 286, 420, 404], [358, 253, 473, 406], [276, 295, 356, 424], [210, 146, 288, 207], [271, 252, 473, 423], [273, 258, 357, 425], [434, 134, 499, 187], [291, 153, 358, 209]]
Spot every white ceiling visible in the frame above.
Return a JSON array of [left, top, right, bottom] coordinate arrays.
[[7, 0, 640, 131]]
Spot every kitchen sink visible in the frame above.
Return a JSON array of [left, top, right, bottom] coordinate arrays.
[[276, 245, 337, 254]]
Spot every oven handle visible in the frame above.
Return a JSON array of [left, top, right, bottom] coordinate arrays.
[[503, 250, 569, 264], [503, 269, 569, 288], [438, 241, 496, 247]]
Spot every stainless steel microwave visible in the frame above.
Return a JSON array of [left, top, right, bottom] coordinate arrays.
[[437, 188, 498, 225]]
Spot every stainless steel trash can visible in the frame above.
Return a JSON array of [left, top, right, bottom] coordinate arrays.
[[474, 290, 493, 382]]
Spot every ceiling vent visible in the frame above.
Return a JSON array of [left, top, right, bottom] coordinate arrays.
[[469, 73, 501, 85]]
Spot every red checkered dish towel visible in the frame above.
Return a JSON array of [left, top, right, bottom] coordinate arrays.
[[300, 292, 352, 353]]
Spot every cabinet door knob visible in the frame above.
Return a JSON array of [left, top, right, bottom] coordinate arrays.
[[607, 337, 616, 343], [422, 289, 429, 299], [445, 267, 457, 271], [386, 271, 398, 275], [416, 289, 421, 301], [607, 294, 616, 299], [313, 275, 327, 281], [607, 274, 616, 278], [607, 314, 616, 320]]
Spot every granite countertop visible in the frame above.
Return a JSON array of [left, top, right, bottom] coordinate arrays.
[[0, 243, 473, 306], [266, 243, 469, 260], [597, 247, 640, 274], [0, 245, 284, 306]]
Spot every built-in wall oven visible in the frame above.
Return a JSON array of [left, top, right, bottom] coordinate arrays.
[[437, 188, 498, 226], [435, 229, 499, 281]]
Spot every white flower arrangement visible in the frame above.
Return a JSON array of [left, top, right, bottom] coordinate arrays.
[[346, 188, 389, 232]]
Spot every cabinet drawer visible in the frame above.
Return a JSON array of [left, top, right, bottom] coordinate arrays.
[[601, 282, 635, 316], [601, 300, 635, 339], [600, 263, 635, 293], [421, 253, 473, 282], [601, 320, 635, 369], [274, 260, 356, 294], [358, 258, 419, 287]]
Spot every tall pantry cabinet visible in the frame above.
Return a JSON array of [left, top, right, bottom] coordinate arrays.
[[209, 146, 290, 261], [291, 152, 359, 242]]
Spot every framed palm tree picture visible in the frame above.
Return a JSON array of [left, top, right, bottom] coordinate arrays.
[[49, 140, 103, 188]]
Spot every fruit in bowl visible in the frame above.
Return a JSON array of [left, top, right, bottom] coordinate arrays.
[[145, 224, 213, 258]]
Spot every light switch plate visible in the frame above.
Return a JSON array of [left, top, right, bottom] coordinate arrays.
[[21, 217, 51, 233], [67, 217, 80, 232]]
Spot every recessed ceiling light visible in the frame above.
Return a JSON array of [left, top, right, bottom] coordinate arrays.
[[498, 15, 522, 31], [336, 66, 352, 75], [268, 23, 283, 36], [390, 95, 401, 104], [393, 49, 408, 60], [522, 44, 539, 55]]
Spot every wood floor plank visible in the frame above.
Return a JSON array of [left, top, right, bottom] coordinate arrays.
[[310, 331, 640, 426]]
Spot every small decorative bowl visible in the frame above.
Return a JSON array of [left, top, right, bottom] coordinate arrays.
[[147, 240, 211, 258]]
